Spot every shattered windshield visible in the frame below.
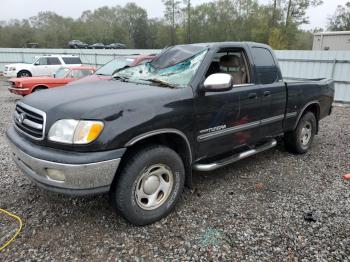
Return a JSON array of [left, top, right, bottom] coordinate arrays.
[[113, 46, 208, 88]]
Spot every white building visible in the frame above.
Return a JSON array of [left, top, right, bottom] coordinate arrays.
[[313, 31, 350, 51]]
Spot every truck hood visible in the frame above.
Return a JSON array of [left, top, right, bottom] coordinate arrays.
[[68, 74, 111, 86], [21, 79, 184, 122]]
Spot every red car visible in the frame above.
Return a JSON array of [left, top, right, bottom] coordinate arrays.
[[69, 55, 155, 86], [8, 66, 96, 96]]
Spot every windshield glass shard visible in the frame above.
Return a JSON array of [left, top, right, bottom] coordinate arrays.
[[114, 47, 208, 89]]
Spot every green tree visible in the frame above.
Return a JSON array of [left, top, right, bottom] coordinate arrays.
[[0, 1, 320, 50], [29, 12, 74, 48], [162, 0, 182, 45], [121, 3, 150, 48], [268, 28, 288, 49], [75, 6, 125, 45], [284, 0, 323, 27], [182, 0, 192, 43], [328, 2, 350, 31]]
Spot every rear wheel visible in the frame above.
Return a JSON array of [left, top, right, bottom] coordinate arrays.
[[284, 111, 317, 154], [17, 70, 31, 78], [111, 145, 185, 225]]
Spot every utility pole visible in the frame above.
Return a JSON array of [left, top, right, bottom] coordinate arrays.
[[172, 0, 175, 45], [285, 0, 292, 28], [186, 0, 191, 43]]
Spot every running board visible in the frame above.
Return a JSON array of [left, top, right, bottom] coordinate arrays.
[[193, 139, 277, 172]]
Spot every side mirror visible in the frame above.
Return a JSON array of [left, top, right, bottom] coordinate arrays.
[[202, 73, 233, 92], [34, 61, 40, 66], [52, 73, 56, 78]]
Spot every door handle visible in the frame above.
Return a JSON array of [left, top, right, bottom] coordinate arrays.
[[263, 91, 271, 97], [248, 93, 257, 99]]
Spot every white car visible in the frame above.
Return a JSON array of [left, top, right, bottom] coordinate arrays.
[[3, 55, 83, 78]]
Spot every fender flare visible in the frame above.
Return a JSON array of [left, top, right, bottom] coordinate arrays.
[[293, 100, 320, 130], [125, 128, 193, 187], [125, 128, 193, 163], [32, 85, 48, 92]]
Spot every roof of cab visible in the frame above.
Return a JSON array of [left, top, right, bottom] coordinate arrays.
[[182, 41, 271, 49]]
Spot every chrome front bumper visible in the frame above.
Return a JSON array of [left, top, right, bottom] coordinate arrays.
[[8, 140, 121, 195], [3, 71, 16, 78], [8, 87, 30, 91]]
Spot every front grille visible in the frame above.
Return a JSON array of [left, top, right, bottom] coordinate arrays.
[[14, 102, 46, 140], [4, 66, 8, 71]]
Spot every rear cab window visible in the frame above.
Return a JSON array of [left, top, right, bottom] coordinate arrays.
[[251, 47, 280, 84], [62, 57, 82, 65]]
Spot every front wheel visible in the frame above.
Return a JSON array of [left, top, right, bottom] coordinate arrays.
[[111, 145, 185, 225], [284, 111, 317, 154], [17, 70, 32, 78]]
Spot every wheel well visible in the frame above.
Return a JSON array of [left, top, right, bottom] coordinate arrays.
[[33, 85, 48, 91], [17, 70, 31, 77], [119, 133, 193, 188], [301, 103, 320, 133]]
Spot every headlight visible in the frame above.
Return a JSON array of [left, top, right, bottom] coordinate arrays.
[[10, 67, 16, 71], [48, 119, 104, 144]]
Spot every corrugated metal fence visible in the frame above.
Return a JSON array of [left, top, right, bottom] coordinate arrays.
[[275, 50, 350, 102], [0, 48, 158, 70], [0, 48, 349, 102]]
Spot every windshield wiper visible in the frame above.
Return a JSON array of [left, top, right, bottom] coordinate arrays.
[[96, 73, 108, 76], [114, 75, 130, 82], [145, 78, 176, 88]]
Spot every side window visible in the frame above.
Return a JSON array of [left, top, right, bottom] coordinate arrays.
[[38, 57, 48, 65], [81, 70, 93, 76], [48, 57, 62, 65], [71, 70, 90, 78], [251, 47, 279, 84], [205, 49, 251, 85], [62, 57, 82, 64]]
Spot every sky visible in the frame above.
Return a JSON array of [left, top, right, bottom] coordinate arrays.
[[0, 0, 346, 30]]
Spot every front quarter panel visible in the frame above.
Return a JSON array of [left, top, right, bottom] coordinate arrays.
[[85, 87, 195, 151]]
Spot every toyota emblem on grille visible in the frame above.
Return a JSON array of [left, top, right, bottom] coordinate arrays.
[[18, 113, 25, 124]]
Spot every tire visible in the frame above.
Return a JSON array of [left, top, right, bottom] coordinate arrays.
[[17, 70, 32, 78], [284, 111, 317, 154], [111, 145, 185, 225]]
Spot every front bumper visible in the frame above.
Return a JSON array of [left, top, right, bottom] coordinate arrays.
[[8, 86, 30, 95], [3, 71, 17, 78], [6, 127, 126, 195]]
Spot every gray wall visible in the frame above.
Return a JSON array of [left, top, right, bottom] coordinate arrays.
[[313, 33, 350, 51], [275, 50, 350, 102], [1, 48, 349, 102]]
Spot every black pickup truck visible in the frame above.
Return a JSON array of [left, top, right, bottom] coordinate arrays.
[[7, 42, 334, 225]]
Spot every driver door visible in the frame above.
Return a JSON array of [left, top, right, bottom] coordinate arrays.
[[194, 49, 262, 159], [32, 57, 50, 76]]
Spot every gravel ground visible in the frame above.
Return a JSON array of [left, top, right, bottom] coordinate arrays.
[[0, 80, 349, 261]]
